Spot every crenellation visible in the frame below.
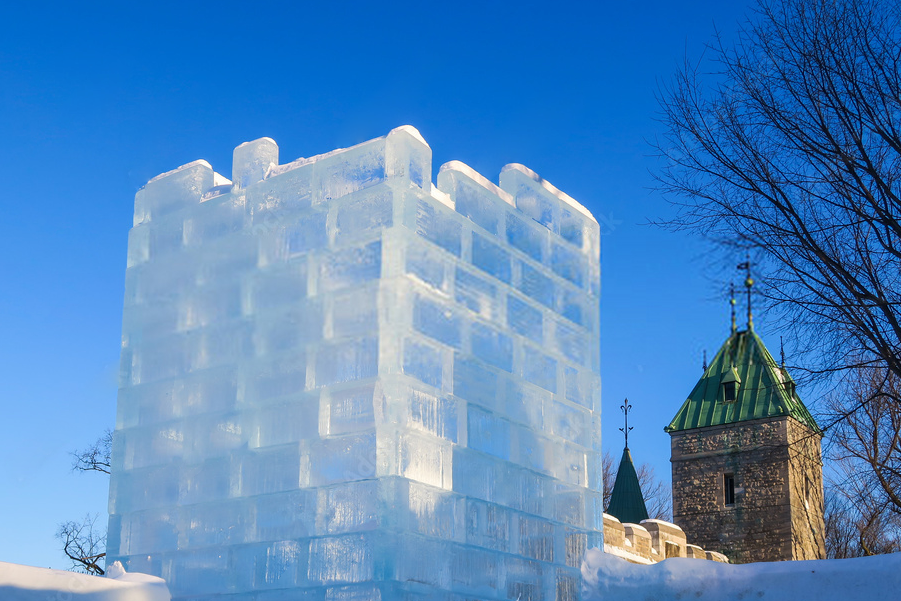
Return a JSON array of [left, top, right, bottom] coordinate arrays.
[[232, 137, 278, 190], [135, 160, 214, 225]]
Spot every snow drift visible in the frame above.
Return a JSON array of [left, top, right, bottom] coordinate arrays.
[[0, 560, 170, 601], [582, 548, 901, 601]]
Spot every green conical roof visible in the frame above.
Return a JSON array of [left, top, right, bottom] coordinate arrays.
[[665, 329, 821, 434], [606, 447, 650, 524]]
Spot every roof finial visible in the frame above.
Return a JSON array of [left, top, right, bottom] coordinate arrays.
[[780, 336, 785, 370], [702, 349, 708, 372], [619, 400, 633, 449], [737, 255, 753, 330], [729, 283, 737, 335]]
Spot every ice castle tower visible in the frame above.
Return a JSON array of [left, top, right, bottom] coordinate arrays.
[[107, 126, 602, 601]]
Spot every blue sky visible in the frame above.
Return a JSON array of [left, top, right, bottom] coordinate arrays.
[[0, 0, 775, 569]]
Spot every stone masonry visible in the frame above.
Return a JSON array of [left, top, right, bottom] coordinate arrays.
[[670, 416, 825, 563]]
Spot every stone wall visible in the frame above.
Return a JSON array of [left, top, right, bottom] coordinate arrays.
[[602, 514, 728, 564], [670, 416, 825, 563]]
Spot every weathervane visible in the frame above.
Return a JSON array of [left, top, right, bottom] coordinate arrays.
[[619, 400, 633, 449], [737, 255, 753, 330], [729, 283, 737, 334]]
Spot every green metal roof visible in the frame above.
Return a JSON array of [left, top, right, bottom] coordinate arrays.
[[606, 447, 650, 524], [665, 329, 821, 434]]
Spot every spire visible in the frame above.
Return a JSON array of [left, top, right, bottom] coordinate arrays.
[[619, 400, 633, 449], [607, 447, 650, 524]]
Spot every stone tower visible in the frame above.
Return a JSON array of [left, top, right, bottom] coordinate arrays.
[[665, 325, 825, 563]]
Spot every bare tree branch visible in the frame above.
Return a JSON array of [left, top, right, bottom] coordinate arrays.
[[653, 0, 901, 394], [56, 514, 106, 576], [71, 429, 112, 475]]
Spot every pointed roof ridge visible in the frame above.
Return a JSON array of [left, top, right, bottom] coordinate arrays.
[[606, 447, 650, 524], [665, 329, 821, 434]]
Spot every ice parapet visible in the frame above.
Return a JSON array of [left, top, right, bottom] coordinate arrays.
[[109, 126, 601, 601]]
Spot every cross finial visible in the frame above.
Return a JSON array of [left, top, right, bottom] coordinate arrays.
[[619, 400, 633, 449]]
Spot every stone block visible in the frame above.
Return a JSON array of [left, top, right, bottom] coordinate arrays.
[[623, 523, 652, 560], [641, 519, 686, 558]]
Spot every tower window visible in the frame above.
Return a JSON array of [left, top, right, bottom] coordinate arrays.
[[724, 382, 737, 403], [724, 473, 736, 505]]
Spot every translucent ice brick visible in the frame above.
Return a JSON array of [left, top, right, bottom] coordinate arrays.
[[506, 212, 544, 262], [286, 211, 328, 255], [471, 324, 513, 373], [551, 242, 585, 288], [315, 337, 379, 387], [320, 480, 380, 534], [405, 241, 450, 293], [326, 385, 376, 436], [453, 354, 498, 408], [315, 140, 386, 203], [507, 294, 543, 343], [319, 240, 382, 293], [413, 293, 462, 349], [233, 138, 279, 190], [408, 389, 458, 442], [135, 160, 213, 224], [336, 190, 393, 243], [472, 232, 511, 284], [415, 198, 462, 256], [467, 406, 511, 460], [454, 267, 498, 319], [518, 260, 555, 308], [403, 337, 443, 388], [308, 534, 374, 585]]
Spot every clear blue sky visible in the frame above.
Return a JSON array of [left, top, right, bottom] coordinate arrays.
[[0, 0, 777, 569]]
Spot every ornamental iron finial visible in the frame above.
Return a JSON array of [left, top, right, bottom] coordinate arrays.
[[619, 400, 633, 449]]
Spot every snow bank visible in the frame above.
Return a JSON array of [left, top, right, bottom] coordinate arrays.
[[582, 548, 901, 601], [0, 561, 170, 601]]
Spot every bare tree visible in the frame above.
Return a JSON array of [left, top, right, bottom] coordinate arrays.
[[59, 430, 113, 573], [71, 429, 112, 475], [56, 514, 106, 576], [822, 364, 901, 556], [654, 0, 901, 392], [602, 451, 673, 521]]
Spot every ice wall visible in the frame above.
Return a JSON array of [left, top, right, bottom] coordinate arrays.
[[108, 126, 602, 601]]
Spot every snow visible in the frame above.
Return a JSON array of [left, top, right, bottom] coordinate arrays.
[[582, 548, 901, 601], [0, 560, 170, 601]]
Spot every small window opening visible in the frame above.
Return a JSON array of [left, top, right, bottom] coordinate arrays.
[[805, 476, 812, 509], [724, 382, 737, 403], [724, 473, 736, 506], [784, 380, 796, 397]]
